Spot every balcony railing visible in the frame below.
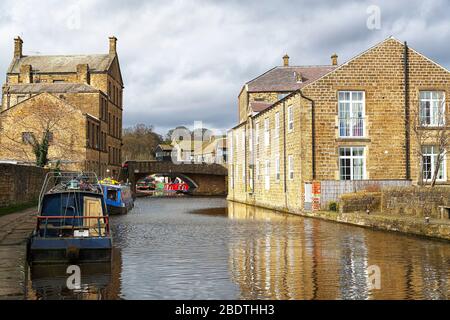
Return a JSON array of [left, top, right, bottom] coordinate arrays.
[[339, 117, 365, 138]]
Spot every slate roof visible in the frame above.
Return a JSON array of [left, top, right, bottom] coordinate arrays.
[[7, 54, 114, 74], [4, 83, 99, 94], [246, 65, 337, 92], [249, 101, 273, 113]]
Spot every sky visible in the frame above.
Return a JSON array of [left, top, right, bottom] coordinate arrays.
[[1, 0, 449, 136]]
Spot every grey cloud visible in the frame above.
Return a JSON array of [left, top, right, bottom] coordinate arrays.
[[0, 0, 449, 137]]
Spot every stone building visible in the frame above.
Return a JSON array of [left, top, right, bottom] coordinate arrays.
[[228, 37, 450, 213], [0, 36, 124, 178], [193, 136, 227, 165]]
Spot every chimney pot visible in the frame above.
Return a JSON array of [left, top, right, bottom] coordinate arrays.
[[109, 36, 117, 55], [283, 54, 289, 67], [331, 53, 338, 66], [14, 36, 23, 59]]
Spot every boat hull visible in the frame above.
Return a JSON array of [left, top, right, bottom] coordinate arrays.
[[28, 237, 112, 265]]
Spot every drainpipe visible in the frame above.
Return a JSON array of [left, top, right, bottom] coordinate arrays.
[[283, 101, 288, 207], [404, 41, 411, 180], [299, 91, 316, 180]]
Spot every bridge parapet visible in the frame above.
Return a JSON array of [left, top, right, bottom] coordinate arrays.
[[122, 160, 228, 196]]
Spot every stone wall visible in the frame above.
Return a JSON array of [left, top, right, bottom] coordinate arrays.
[[0, 164, 48, 208], [381, 186, 450, 218], [339, 192, 381, 213]]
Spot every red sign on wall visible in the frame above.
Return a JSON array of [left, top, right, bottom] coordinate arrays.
[[312, 181, 321, 211]]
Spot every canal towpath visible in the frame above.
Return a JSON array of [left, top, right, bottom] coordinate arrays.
[[0, 207, 36, 299]]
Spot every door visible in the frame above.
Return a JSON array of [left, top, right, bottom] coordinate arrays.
[[304, 183, 312, 211], [83, 197, 104, 236]]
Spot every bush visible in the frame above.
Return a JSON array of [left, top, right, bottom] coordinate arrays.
[[328, 201, 339, 212]]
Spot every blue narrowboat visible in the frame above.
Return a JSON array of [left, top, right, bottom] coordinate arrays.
[[100, 183, 134, 215], [28, 172, 112, 265]]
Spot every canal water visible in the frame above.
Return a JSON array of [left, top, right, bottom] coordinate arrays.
[[25, 197, 450, 300]]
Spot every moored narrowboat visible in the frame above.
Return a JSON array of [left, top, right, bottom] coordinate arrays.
[[28, 172, 112, 265], [100, 182, 134, 215]]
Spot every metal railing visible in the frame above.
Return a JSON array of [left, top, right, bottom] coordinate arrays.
[[339, 117, 365, 137], [36, 215, 110, 238], [38, 172, 103, 211]]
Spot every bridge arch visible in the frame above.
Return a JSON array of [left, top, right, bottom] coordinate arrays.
[[123, 161, 228, 196]]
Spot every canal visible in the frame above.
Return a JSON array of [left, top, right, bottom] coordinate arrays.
[[25, 197, 450, 300]]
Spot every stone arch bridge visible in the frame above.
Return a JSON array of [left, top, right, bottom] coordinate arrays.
[[122, 161, 228, 196]]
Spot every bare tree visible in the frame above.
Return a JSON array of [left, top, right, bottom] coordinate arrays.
[[412, 93, 449, 187], [1, 103, 81, 167]]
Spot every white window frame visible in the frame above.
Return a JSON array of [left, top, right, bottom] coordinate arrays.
[[230, 165, 234, 189], [288, 106, 294, 132], [275, 112, 280, 138], [255, 121, 260, 146], [422, 145, 446, 182], [338, 91, 365, 138], [264, 118, 270, 147], [256, 160, 260, 180], [228, 132, 233, 163], [419, 91, 446, 127], [339, 146, 366, 180], [288, 155, 294, 180], [264, 159, 270, 190], [275, 155, 280, 182]]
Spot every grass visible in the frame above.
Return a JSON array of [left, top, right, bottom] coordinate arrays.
[[0, 200, 37, 217]]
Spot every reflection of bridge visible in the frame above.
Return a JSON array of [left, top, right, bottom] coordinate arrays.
[[122, 161, 228, 196]]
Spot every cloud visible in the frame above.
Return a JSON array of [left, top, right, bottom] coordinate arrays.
[[0, 0, 449, 135]]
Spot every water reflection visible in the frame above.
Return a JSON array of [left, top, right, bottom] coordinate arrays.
[[25, 198, 450, 300], [227, 201, 450, 300], [26, 248, 122, 300]]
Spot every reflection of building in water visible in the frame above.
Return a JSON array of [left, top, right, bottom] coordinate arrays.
[[227, 201, 339, 299], [227, 201, 450, 300]]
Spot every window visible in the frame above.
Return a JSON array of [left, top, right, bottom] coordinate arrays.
[[288, 155, 294, 180], [242, 131, 245, 150], [235, 132, 239, 150], [22, 132, 34, 144], [275, 112, 280, 138], [419, 91, 445, 126], [275, 156, 280, 181], [422, 145, 446, 181], [338, 91, 365, 137], [235, 164, 239, 182], [256, 160, 260, 180], [264, 118, 270, 147], [255, 122, 260, 146], [288, 106, 294, 132], [264, 160, 270, 190], [339, 147, 365, 180], [228, 133, 233, 162], [243, 163, 246, 181], [249, 129, 253, 152], [230, 166, 234, 189]]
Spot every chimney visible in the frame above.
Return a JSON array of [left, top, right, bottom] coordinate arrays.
[[109, 36, 117, 55], [331, 53, 338, 66], [77, 64, 90, 84], [295, 71, 302, 83], [14, 36, 23, 59], [283, 54, 289, 67], [20, 64, 32, 83]]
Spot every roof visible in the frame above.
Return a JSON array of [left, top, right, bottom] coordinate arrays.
[[246, 65, 337, 92], [156, 144, 173, 151], [4, 83, 99, 94], [249, 101, 273, 113], [7, 54, 114, 74]]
